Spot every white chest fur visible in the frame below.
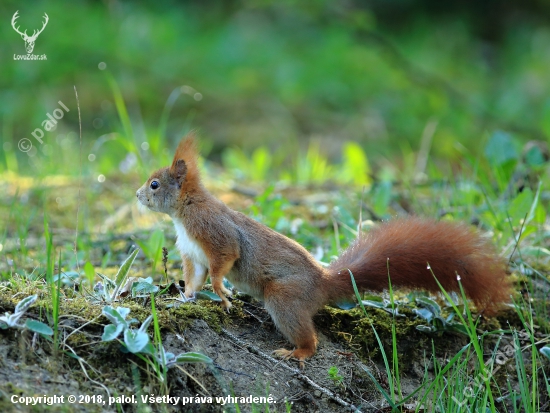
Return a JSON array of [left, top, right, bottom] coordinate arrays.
[[172, 218, 209, 267]]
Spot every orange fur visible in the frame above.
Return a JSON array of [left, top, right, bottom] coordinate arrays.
[[136, 133, 512, 367], [170, 132, 201, 195], [327, 218, 510, 315]]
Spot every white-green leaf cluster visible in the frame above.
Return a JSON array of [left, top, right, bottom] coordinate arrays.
[[0, 295, 53, 336], [94, 248, 140, 303], [100, 306, 212, 368]]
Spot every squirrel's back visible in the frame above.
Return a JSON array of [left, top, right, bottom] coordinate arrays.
[[225, 209, 326, 299], [327, 218, 510, 314]]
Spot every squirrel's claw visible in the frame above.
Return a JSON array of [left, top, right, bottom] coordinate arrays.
[[273, 348, 305, 369], [221, 300, 232, 313]]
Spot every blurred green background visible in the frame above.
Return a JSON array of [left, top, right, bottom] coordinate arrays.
[[1, 0, 550, 179]]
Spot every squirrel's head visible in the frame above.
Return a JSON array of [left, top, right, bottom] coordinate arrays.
[[136, 133, 201, 215]]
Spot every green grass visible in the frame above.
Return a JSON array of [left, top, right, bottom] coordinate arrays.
[[0, 2, 549, 410], [0, 99, 548, 408], [3, 1, 550, 179], [1, 139, 549, 411]]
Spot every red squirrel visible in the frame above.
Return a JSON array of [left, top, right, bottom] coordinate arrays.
[[136, 134, 511, 365]]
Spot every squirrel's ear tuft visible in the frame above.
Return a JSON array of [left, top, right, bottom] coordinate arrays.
[[172, 131, 198, 164], [170, 131, 200, 189], [170, 159, 188, 184]]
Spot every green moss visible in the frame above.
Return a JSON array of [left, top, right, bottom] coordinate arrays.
[[315, 304, 513, 369], [0, 284, 245, 337], [316, 306, 428, 363]]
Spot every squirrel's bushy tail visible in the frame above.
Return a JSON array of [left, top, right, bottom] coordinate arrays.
[[327, 218, 511, 315]]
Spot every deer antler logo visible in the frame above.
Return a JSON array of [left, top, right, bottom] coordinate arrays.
[[11, 11, 49, 54]]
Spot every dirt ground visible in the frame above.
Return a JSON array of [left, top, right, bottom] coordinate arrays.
[[0, 287, 482, 413], [0, 218, 546, 413]]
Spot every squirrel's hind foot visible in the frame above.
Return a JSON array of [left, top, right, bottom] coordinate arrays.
[[273, 348, 313, 369]]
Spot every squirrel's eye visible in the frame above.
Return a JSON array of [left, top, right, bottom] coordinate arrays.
[[150, 180, 160, 190]]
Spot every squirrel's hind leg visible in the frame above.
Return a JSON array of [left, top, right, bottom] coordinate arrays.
[[265, 283, 319, 367]]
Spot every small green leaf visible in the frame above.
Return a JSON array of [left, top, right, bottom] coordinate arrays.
[[534, 203, 546, 225], [102, 323, 124, 341], [436, 316, 448, 328], [148, 230, 165, 268], [196, 291, 222, 302], [413, 308, 434, 322], [7, 313, 24, 327], [116, 307, 131, 320], [164, 352, 176, 363], [102, 306, 128, 327], [97, 272, 116, 288], [446, 323, 469, 335], [415, 297, 441, 317], [484, 131, 518, 167], [25, 319, 54, 336], [341, 141, 371, 185], [524, 145, 546, 166], [134, 239, 149, 257], [372, 181, 392, 217], [416, 325, 434, 333], [362, 300, 387, 309], [124, 329, 150, 353], [526, 182, 542, 225], [132, 281, 159, 297], [138, 315, 154, 333], [174, 352, 212, 364], [83, 261, 96, 285], [508, 189, 533, 226], [15, 295, 38, 314], [252, 147, 272, 181], [540, 346, 550, 360], [141, 342, 156, 356], [113, 248, 140, 294]]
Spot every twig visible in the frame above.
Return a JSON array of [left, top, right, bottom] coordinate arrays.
[[332, 216, 341, 252], [174, 365, 211, 396], [64, 342, 111, 399], [221, 329, 362, 412], [61, 315, 102, 347], [242, 308, 265, 325], [507, 211, 528, 266], [162, 247, 169, 284], [519, 262, 550, 286]]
